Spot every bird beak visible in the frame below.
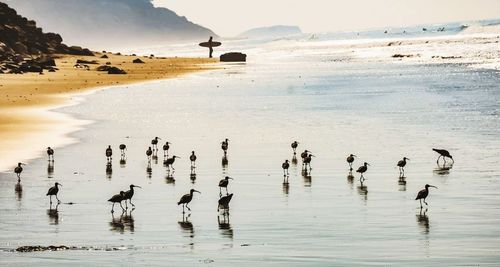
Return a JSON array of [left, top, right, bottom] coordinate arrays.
[[135, 186, 142, 189], [311, 154, 316, 157], [194, 190, 201, 194], [228, 177, 234, 180], [59, 184, 62, 187], [177, 156, 181, 159], [367, 163, 371, 166], [429, 185, 437, 189], [22, 163, 27, 165], [407, 158, 410, 161], [353, 155, 357, 157]]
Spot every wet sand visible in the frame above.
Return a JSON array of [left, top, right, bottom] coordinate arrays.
[[0, 53, 217, 171]]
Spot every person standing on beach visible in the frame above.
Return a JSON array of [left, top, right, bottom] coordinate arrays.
[[208, 36, 214, 58]]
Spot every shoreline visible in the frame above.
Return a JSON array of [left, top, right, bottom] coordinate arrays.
[[0, 53, 218, 172]]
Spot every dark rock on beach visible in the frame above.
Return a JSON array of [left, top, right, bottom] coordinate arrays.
[[220, 52, 247, 62], [132, 58, 145, 64], [107, 66, 127, 74]]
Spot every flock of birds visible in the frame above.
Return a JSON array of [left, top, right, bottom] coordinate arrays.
[[13, 140, 454, 214]]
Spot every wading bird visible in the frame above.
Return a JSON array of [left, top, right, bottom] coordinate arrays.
[[218, 193, 233, 212], [433, 148, 454, 165], [415, 184, 437, 208], [105, 145, 113, 162], [165, 155, 180, 170], [190, 151, 197, 168], [356, 162, 370, 181], [162, 142, 171, 157], [46, 147, 54, 161], [221, 139, 229, 155], [146, 147, 153, 161], [151, 137, 161, 150], [123, 184, 141, 208], [346, 154, 356, 171], [119, 144, 126, 157], [219, 176, 233, 195], [291, 141, 299, 154], [178, 189, 200, 213], [108, 191, 126, 213], [304, 154, 315, 170], [46, 182, 62, 204], [397, 157, 409, 175], [300, 150, 311, 169], [282, 160, 290, 176], [14, 162, 25, 182]]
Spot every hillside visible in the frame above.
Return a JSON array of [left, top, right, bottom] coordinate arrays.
[[239, 25, 302, 39], [4, 0, 217, 49]]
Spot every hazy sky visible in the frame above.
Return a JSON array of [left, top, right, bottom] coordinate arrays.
[[154, 0, 500, 36]]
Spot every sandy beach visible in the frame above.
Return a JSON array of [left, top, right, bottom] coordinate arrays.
[[0, 53, 217, 171]]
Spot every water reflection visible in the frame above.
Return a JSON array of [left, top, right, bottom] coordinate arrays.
[[178, 213, 194, 238], [291, 155, 298, 165], [109, 209, 135, 233], [106, 162, 113, 180], [15, 182, 23, 201], [190, 172, 196, 184], [282, 181, 290, 195], [47, 203, 60, 225], [119, 156, 127, 168], [434, 162, 453, 176], [416, 208, 430, 235], [47, 161, 54, 178], [165, 170, 175, 184], [301, 169, 312, 187], [357, 181, 368, 203], [218, 212, 233, 239], [347, 171, 354, 188], [398, 176, 407, 191], [222, 155, 228, 168], [146, 161, 152, 179], [152, 150, 158, 165]]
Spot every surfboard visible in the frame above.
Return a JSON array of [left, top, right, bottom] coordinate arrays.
[[199, 41, 221, 48]]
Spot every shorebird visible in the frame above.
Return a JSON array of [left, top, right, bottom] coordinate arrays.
[[304, 154, 315, 170], [291, 141, 299, 154], [162, 142, 171, 157], [108, 191, 126, 213], [300, 150, 310, 169], [119, 144, 126, 157], [356, 162, 370, 181], [221, 138, 229, 155], [151, 137, 161, 151], [123, 184, 141, 208], [346, 154, 356, 171], [46, 182, 62, 204], [219, 176, 233, 195], [165, 155, 180, 170], [415, 184, 437, 208], [397, 157, 409, 175], [178, 189, 200, 213], [146, 146, 153, 161], [433, 148, 453, 165], [46, 147, 54, 161], [218, 193, 233, 212], [14, 162, 25, 182], [105, 145, 113, 162], [282, 160, 290, 176], [190, 151, 197, 168]]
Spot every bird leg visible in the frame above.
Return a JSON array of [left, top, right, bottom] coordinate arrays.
[[424, 199, 428, 206], [56, 194, 61, 203], [124, 200, 128, 209], [419, 199, 422, 208], [130, 199, 135, 207], [186, 204, 191, 211], [119, 202, 125, 211], [226, 187, 229, 196], [436, 155, 441, 165], [49, 195, 52, 204], [182, 204, 185, 214], [111, 203, 115, 213]]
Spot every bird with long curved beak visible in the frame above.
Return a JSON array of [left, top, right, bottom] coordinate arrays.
[[356, 162, 370, 181], [124, 184, 142, 208], [219, 176, 233, 195], [178, 189, 201, 213], [14, 162, 26, 182], [415, 184, 437, 208], [46, 182, 62, 204]]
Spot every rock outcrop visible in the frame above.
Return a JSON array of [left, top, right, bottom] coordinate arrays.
[[220, 52, 247, 62]]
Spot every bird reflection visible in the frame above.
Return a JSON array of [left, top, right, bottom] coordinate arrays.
[[222, 155, 228, 168], [282, 182, 289, 195], [152, 150, 158, 165], [434, 162, 452, 175], [357, 181, 368, 203], [416, 208, 430, 234], [398, 176, 407, 191], [119, 156, 126, 168], [218, 212, 233, 239], [109, 209, 135, 233], [301, 169, 312, 187], [47, 203, 60, 225], [190, 172, 196, 184], [106, 162, 112, 179], [47, 161, 54, 178], [15, 181, 23, 200], [146, 162, 152, 179], [178, 213, 194, 238], [291, 155, 298, 165], [347, 171, 354, 188], [165, 170, 175, 184]]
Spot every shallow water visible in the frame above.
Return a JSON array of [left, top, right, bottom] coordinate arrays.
[[1, 45, 499, 266]]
